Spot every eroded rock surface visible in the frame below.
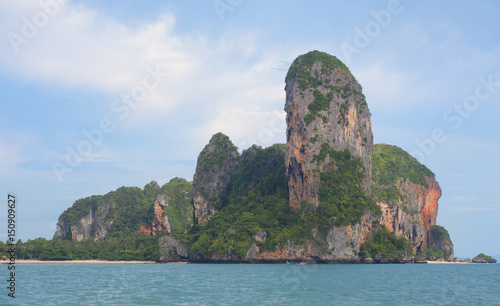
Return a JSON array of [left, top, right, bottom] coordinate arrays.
[[285, 50, 373, 210]]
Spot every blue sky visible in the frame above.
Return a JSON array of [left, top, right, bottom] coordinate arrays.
[[0, 0, 499, 258]]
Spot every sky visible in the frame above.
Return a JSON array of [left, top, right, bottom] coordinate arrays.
[[0, 0, 499, 258]]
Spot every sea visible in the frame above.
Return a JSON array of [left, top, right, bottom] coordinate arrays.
[[4, 263, 499, 305]]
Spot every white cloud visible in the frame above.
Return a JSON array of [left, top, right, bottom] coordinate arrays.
[[187, 51, 289, 149], [0, 1, 198, 115], [193, 108, 286, 150], [0, 1, 293, 136]]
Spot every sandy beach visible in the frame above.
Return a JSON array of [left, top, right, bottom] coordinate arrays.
[[7, 259, 159, 264], [426, 261, 474, 264]]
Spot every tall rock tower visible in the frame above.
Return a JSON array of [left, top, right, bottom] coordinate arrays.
[[193, 132, 239, 225], [285, 51, 373, 210]]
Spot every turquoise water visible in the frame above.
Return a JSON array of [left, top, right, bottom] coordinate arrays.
[[5, 263, 500, 305]]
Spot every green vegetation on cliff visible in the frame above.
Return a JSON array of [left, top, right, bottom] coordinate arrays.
[[194, 132, 239, 203], [176, 142, 386, 259], [421, 225, 453, 260], [287, 50, 367, 126], [49, 51, 450, 263], [360, 225, 414, 258], [182, 144, 292, 258], [474, 253, 493, 259], [177, 143, 362, 258], [48, 178, 193, 261], [59, 195, 101, 228], [429, 225, 451, 242], [58, 186, 153, 238], [57, 179, 193, 239], [372, 144, 435, 202], [196, 132, 239, 174], [315, 144, 381, 226], [105, 187, 154, 237], [162, 178, 193, 233], [304, 90, 332, 126], [286, 50, 349, 90]]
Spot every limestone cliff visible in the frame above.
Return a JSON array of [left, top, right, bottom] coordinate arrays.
[[285, 50, 373, 210], [183, 52, 451, 263], [53, 50, 455, 263], [157, 236, 189, 262], [192, 132, 239, 225], [427, 225, 454, 260], [377, 178, 441, 253], [54, 195, 113, 241], [140, 194, 172, 235], [54, 178, 193, 241], [371, 143, 450, 255]]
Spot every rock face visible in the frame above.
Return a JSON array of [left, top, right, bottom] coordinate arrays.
[[326, 212, 377, 260], [54, 198, 113, 241], [193, 132, 239, 225], [285, 50, 373, 210], [184, 51, 449, 264], [371, 143, 449, 256], [157, 236, 189, 262], [426, 225, 454, 259], [141, 194, 172, 235], [472, 254, 497, 263], [54, 179, 193, 240], [53, 50, 454, 264], [378, 177, 441, 253], [253, 229, 267, 243]]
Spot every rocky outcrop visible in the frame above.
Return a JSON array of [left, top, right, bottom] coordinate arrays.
[[69, 211, 93, 242], [157, 236, 189, 262], [141, 194, 172, 235], [326, 212, 377, 260], [191, 230, 419, 264], [472, 254, 497, 263], [244, 212, 416, 264], [193, 132, 239, 225], [378, 177, 441, 253], [253, 229, 267, 243], [54, 179, 193, 240], [285, 50, 373, 210], [427, 225, 454, 260], [53, 50, 455, 264], [54, 200, 113, 241], [371, 143, 452, 257]]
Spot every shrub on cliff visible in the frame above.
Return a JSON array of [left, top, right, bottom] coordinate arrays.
[[162, 178, 193, 233], [286, 50, 350, 91], [184, 143, 393, 260], [316, 145, 381, 226], [372, 144, 435, 203], [421, 225, 454, 260], [360, 225, 414, 259], [186, 144, 292, 258]]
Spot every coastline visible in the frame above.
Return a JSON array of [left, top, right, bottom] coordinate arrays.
[[426, 261, 475, 264], [3, 259, 492, 265], [8, 259, 160, 264]]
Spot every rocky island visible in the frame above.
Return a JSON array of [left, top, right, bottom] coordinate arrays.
[[49, 51, 454, 263], [471, 253, 497, 263]]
